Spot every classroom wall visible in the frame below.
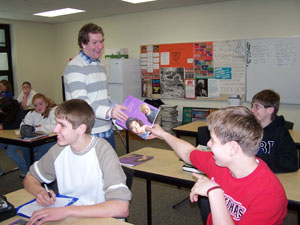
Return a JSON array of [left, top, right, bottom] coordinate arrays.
[[0, 19, 58, 100], [2, 0, 300, 128], [54, 0, 300, 128]]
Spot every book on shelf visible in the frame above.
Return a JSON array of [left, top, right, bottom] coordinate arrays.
[[116, 95, 160, 140], [182, 164, 204, 174], [120, 153, 154, 167]]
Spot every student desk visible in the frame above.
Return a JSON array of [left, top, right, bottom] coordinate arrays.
[[289, 130, 300, 144], [1, 189, 132, 225], [120, 147, 300, 225], [173, 121, 300, 144], [0, 129, 57, 164], [173, 121, 207, 139]]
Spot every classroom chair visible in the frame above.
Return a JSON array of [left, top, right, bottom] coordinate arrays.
[[284, 120, 294, 130], [122, 166, 134, 222], [196, 126, 211, 224], [122, 166, 134, 190], [61, 76, 66, 101]]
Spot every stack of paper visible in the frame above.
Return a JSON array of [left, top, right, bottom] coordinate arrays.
[[159, 105, 179, 133]]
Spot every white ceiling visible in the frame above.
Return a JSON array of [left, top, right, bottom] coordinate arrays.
[[0, 0, 233, 24]]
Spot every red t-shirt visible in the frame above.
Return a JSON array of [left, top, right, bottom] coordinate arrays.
[[190, 150, 287, 225]]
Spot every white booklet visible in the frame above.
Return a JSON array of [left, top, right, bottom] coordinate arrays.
[[16, 194, 78, 218], [182, 164, 204, 174]]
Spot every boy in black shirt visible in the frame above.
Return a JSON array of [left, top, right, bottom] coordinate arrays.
[[251, 89, 298, 173]]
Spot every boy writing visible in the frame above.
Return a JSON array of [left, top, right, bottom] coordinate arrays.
[[251, 89, 298, 173], [148, 106, 287, 225], [24, 99, 131, 225]]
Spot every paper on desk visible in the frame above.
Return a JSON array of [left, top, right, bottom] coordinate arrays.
[[16, 195, 78, 218]]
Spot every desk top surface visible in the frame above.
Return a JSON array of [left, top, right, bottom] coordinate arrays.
[[0, 129, 56, 141], [173, 121, 207, 132], [173, 121, 300, 144], [2, 189, 131, 225], [121, 147, 195, 182], [121, 147, 300, 203]]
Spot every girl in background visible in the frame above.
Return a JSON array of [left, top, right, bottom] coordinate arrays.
[[17, 81, 37, 109], [0, 97, 25, 177], [0, 80, 13, 99], [6, 93, 57, 177]]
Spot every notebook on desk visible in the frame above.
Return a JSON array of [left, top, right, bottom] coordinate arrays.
[[16, 194, 78, 218], [18, 132, 48, 141]]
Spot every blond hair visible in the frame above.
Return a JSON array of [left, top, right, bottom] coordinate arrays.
[[207, 106, 263, 156]]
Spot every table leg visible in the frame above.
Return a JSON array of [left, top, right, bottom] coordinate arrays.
[[29, 147, 34, 165], [126, 130, 129, 154], [146, 178, 152, 225]]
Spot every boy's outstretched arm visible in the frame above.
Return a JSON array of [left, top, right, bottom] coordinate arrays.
[[147, 124, 195, 164]]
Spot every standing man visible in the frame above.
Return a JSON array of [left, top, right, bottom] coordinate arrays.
[[251, 89, 298, 173], [63, 23, 128, 149]]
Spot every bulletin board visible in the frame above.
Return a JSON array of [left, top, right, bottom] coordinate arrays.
[[140, 40, 246, 101]]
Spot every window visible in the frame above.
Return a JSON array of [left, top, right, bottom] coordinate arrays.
[[0, 24, 14, 94]]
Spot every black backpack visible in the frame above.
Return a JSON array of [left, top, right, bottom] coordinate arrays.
[[0, 195, 16, 222]]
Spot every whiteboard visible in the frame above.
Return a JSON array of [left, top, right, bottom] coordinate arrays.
[[246, 37, 300, 104]]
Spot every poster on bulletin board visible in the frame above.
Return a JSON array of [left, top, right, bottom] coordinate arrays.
[[140, 40, 246, 101]]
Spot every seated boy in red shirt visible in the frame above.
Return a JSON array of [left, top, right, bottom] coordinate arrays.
[[148, 106, 287, 225]]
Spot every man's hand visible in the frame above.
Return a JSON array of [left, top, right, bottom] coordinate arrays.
[[190, 173, 220, 202], [111, 104, 128, 122], [36, 189, 56, 207], [27, 207, 68, 225]]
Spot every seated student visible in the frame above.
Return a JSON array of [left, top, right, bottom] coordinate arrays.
[[148, 106, 287, 225], [0, 97, 25, 177], [126, 117, 151, 139], [0, 80, 13, 99], [140, 103, 158, 124], [17, 81, 37, 109], [251, 89, 298, 173], [24, 99, 131, 225], [6, 93, 57, 178]]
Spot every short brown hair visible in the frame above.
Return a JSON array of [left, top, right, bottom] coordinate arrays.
[[207, 106, 263, 156], [252, 89, 280, 120], [55, 99, 95, 134], [78, 23, 104, 49], [0, 80, 12, 92], [22, 81, 32, 87]]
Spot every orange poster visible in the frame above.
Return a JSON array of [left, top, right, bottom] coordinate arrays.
[[159, 43, 194, 69]]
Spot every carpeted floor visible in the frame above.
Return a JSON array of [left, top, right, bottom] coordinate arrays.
[[0, 131, 297, 225]]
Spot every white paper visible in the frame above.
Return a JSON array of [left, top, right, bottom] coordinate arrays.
[[160, 52, 170, 65], [17, 196, 77, 218]]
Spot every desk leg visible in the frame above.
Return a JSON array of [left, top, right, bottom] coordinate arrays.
[[126, 130, 129, 154], [146, 178, 152, 225], [29, 147, 34, 165]]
